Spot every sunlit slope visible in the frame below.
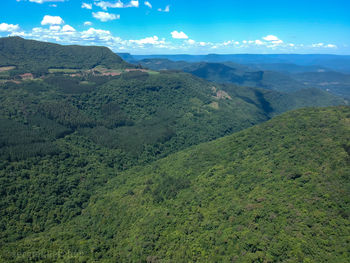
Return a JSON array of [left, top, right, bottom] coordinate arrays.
[[3, 106, 349, 262]]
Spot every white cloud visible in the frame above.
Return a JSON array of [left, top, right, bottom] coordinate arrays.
[[263, 35, 279, 41], [272, 39, 283, 44], [0, 23, 20, 32], [187, 39, 195, 45], [144, 1, 152, 8], [262, 35, 284, 46], [49, 25, 61, 31], [82, 3, 92, 9], [128, 0, 139, 7], [4, 22, 340, 54], [81, 27, 113, 39], [129, 36, 164, 45], [9, 31, 26, 37], [41, 15, 64, 25], [312, 43, 324, 47], [95, 1, 123, 10], [171, 30, 188, 39], [62, 25, 76, 32], [95, 0, 139, 10], [21, 0, 65, 3], [32, 27, 44, 33], [222, 40, 233, 46], [92, 12, 120, 22], [158, 5, 169, 12], [311, 43, 337, 49]]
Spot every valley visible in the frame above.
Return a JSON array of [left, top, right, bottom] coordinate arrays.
[[0, 37, 349, 262]]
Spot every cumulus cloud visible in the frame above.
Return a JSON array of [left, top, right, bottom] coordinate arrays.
[[18, 0, 66, 3], [62, 25, 76, 32], [263, 35, 279, 41], [186, 39, 195, 45], [41, 15, 64, 25], [312, 43, 324, 47], [171, 30, 188, 39], [82, 3, 92, 9], [261, 35, 284, 46], [144, 1, 152, 8], [272, 39, 283, 44], [92, 12, 120, 22], [129, 36, 164, 45], [311, 43, 337, 48], [95, 0, 139, 10], [4, 21, 339, 54], [128, 0, 139, 7], [81, 27, 115, 41], [95, 0, 123, 9], [49, 25, 61, 31], [158, 5, 169, 12], [0, 23, 20, 32]]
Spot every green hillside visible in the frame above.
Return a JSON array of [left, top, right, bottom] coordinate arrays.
[[139, 59, 311, 93], [139, 59, 350, 96], [293, 71, 350, 98], [0, 37, 130, 74], [0, 38, 349, 262], [0, 47, 346, 251], [2, 106, 349, 262]]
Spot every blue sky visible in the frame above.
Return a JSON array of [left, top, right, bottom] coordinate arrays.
[[1, 0, 349, 54]]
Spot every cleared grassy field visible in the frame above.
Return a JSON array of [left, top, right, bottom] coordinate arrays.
[[148, 70, 160, 75], [0, 66, 16, 72], [48, 68, 79, 73]]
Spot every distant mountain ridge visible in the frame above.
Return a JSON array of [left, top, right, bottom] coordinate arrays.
[[119, 53, 350, 73], [135, 58, 350, 97], [137, 59, 313, 93]]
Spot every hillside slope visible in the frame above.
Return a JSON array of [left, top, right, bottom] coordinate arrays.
[[293, 71, 350, 98], [134, 54, 350, 73], [139, 59, 315, 93], [139, 58, 350, 96], [0, 38, 348, 262], [0, 54, 346, 251], [0, 37, 129, 73], [2, 106, 349, 262]]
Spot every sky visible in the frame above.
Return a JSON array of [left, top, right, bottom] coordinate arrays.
[[1, 0, 350, 54]]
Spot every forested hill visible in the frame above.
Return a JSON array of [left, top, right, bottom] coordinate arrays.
[[2, 106, 349, 262], [0, 37, 130, 72], [0, 38, 348, 262]]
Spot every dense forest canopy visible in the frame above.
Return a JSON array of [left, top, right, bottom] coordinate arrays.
[[1, 106, 349, 262], [0, 36, 131, 74], [0, 37, 349, 262]]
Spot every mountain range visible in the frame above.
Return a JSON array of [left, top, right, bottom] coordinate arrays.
[[131, 57, 350, 98], [0, 37, 349, 262]]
